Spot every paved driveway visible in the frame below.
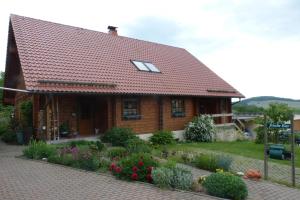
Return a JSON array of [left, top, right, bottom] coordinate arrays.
[[0, 141, 214, 200]]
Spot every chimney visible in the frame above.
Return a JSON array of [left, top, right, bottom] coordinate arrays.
[[108, 26, 118, 36]]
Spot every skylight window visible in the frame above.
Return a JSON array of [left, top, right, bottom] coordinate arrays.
[[131, 60, 161, 73], [132, 61, 149, 71], [144, 62, 160, 72]]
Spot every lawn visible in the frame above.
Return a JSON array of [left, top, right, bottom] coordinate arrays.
[[162, 141, 300, 168]]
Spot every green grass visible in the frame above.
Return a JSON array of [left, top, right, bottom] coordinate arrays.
[[163, 141, 300, 168]]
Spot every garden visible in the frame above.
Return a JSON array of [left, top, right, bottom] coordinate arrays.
[[22, 115, 249, 200]]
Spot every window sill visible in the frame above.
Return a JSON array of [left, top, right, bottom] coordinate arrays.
[[122, 115, 142, 120], [172, 113, 186, 118]]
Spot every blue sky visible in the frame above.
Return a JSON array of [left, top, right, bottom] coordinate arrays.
[[0, 0, 299, 99]]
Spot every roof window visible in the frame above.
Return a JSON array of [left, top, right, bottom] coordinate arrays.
[[131, 60, 160, 73]]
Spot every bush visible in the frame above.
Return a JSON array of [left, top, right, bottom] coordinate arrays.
[[48, 147, 99, 171], [111, 153, 159, 182], [20, 100, 33, 128], [171, 167, 193, 190], [125, 138, 152, 153], [107, 147, 128, 159], [0, 118, 10, 136], [89, 141, 105, 152], [192, 154, 233, 172], [76, 149, 100, 171], [102, 127, 137, 146], [184, 115, 215, 142], [151, 167, 173, 188], [150, 130, 175, 145], [203, 172, 248, 200], [23, 140, 57, 159], [152, 167, 193, 190], [193, 154, 218, 172], [1, 130, 17, 143], [69, 140, 92, 147], [48, 154, 75, 166], [216, 155, 233, 171]]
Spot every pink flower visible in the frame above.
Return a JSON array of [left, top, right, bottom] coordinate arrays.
[[109, 163, 116, 171], [132, 166, 138, 172], [115, 167, 122, 173], [147, 166, 153, 173], [138, 160, 144, 167], [146, 174, 153, 183], [131, 173, 138, 180]]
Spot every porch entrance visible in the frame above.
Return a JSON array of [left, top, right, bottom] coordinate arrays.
[[78, 97, 108, 136]]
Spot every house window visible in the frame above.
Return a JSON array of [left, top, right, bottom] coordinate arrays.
[[122, 98, 141, 120], [131, 60, 161, 73], [171, 99, 185, 117]]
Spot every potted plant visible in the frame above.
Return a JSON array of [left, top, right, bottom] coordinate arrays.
[[59, 122, 70, 137]]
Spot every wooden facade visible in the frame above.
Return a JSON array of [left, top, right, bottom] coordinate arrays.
[[18, 93, 232, 140]]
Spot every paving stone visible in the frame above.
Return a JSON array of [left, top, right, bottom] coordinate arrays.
[[0, 141, 214, 200]]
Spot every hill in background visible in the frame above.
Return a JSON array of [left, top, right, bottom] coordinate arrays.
[[233, 96, 300, 113]]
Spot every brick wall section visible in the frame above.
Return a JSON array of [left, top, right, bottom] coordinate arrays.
[[162, 97, 195, 131], [115, 96, 159, 134]]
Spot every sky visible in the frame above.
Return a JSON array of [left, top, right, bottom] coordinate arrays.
[[0, 0, 299, 100]]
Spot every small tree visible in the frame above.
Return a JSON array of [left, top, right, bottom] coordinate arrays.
[[255, 103, 293, 143]]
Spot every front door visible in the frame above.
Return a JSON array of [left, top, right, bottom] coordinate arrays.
[[79, 99, 94, 136]]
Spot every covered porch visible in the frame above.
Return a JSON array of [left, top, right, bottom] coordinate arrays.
[[34, 94, 112, 141]]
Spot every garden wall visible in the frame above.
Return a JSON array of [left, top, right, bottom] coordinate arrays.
[[214, 125, 243, 141]]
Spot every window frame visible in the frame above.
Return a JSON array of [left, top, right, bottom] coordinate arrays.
[[122, 97, 142, 120], [130, 60, 161, 73], [171, 98, 186, 118]]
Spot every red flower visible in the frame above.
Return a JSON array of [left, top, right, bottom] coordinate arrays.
[[147, 166, 153, 173], [109, 163, 116, 171], [146, 174, 153, 183], [138, 160, 144, 167], [132, 166, 138, 172], [115, 167, 122, 173], [131, 173, 138, 180]]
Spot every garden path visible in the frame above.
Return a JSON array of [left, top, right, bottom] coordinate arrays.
[[0, 141, 216, 200]]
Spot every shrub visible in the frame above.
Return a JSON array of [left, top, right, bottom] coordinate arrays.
[[0, 118, 10, 136], [112, 153, 159, 182], [48, 154, 75, 166], [152, 167, 193, 190], [75, 149, 100, 171], [193, 154, 218, 172], [20, 100, 33, 128], [1, 130, 17, 143], [184, 115, 215, 142], [89, 141, 105, 152], [161, 159, 177, 169], [107, 147, 128, 159], [125, 138, 152, 153], [171, 167, 193, 190], [150, 130, 175, 145], [216, 155, 233, 171], [203, 172, 248, 200], [69, 140, 92, 147], [48, 147, 99, 171], [102, 127, 137, 146], [23, 140, 57, 159], [151, 167, 173, 188]]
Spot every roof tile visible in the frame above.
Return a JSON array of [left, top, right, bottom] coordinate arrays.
[[10, 14, 243, 97]]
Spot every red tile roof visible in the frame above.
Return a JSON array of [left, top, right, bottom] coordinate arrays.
[[9, 14, 243, 97]]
